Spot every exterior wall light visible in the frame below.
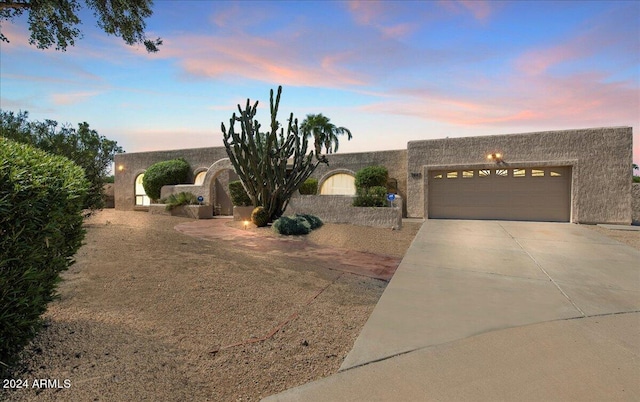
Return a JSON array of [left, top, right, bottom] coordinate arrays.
[[117, 165, 125, 172], [243, 220, 249, 230], [487, 153, 503, 163]]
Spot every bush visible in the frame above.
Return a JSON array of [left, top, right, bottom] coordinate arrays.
[[251, 206, 270, 227], [295, 214, 323, 230], [142, 158, 190, 201], [299, 178, 318, 195], [353, 194, 385, 207], [355, 166, 388, 190], [163, 192, 197, 211], [229, 180, 252, 206], [0, 138, 89, 376], [272, 216, 311, 235], [353, 166, 389, 207]]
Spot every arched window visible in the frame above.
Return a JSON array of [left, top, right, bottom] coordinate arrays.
[[135, 174, 150, 206], [194, 171, 207, 185], [320, 173, 356, 195]]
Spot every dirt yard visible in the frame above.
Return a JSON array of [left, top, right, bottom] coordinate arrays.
[[2, 210, 421, 402]]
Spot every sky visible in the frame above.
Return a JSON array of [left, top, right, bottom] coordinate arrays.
[[1, 0, 639, 166]]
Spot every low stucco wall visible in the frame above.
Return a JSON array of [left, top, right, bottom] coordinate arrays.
[[284, 195, 402, 229], [633, 183, 640, 225], [148, 204, 212, 219]]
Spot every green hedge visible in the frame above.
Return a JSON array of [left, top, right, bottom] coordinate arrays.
[[0, 138, 89, 376], [142, 158, 190, 201], [299, 178, 318, 195], [355, 166, 388, 190], [229, 180, 252, 206], [353, 186, 387, 207], [353, 166, 389, 207]]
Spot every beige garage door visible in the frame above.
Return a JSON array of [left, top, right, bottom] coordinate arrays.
[[428, 167, 571, 222]]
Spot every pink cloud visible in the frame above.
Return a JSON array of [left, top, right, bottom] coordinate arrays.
[[514, 5, 637, 76], [149, 34, 367, 88], [347, 0, 418, 39], [51, 91, 103, 105], [437, 0, 493, 22], [458, 1, 492, 21], [360, 71, 638, 130]]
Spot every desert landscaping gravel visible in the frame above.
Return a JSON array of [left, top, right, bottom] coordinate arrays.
[[3, 210, 637, 402], [1, 210, 420, 402]]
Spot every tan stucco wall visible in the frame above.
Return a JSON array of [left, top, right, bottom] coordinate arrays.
[[407, 127, 632, 224], [284, 195, 403, 229], [633, 183, 640, 225], [310, 149, 408, 216], [115, 147, 408, 215], [114, 127, 632, 224], [114, 147, 228, 210]]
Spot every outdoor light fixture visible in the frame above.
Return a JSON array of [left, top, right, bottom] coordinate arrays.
[[117, 165, 125, 172], [243, 220, 249, 230], [487, 153, 503, 163]]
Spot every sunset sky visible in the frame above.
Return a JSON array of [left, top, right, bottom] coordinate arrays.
[[1, 0, 638, 165]]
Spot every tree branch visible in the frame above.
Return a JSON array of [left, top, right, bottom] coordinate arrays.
[[0, 2, 31, 11]]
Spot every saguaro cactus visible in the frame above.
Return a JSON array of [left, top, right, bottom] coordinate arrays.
[[221, 86, 328, 222]]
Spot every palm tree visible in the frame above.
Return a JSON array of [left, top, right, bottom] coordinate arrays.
[[299, 113, 352, 157]]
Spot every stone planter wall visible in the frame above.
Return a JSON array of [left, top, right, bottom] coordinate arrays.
[[284, 195, 403, 229], [148, 204, 212, 219]]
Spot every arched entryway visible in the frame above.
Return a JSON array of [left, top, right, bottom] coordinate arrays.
[[319, 170, 356, 195], [212, 169, 238, 215], [202, 159, 238, 216], [134, 173, 150, 206]]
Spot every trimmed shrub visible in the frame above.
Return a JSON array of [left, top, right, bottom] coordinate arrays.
[[142, 158, 190, 201], [295, 214, 323, 230], [163, 192, 197, 211], [229, 180, 252, 206], [0, 138, 89, 376], [353, 194, 385, 207], [272, 216, 311, 236], [355, 166, 388, 190], [299, 178, 318, 195], [251, 206, 270, 227], [353, 166, 389, 207]]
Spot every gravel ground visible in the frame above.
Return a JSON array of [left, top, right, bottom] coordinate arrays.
[[583, 224, 640, 250], [3, 212, 636, 402], [1, 210, 421, 402]]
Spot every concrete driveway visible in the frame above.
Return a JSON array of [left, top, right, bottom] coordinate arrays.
[[264, 220, 640, 401]]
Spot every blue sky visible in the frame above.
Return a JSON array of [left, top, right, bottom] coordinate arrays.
[[1, 0, 638, 165]]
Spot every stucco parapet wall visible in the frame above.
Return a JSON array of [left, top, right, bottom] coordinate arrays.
[[424, 159, 579, 171], [632, 183, 640, 225], [284, 195, 402, 229]]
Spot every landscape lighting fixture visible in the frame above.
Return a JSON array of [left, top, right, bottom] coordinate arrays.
[[243, 220, 249, 230]]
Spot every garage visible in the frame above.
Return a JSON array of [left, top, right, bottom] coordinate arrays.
[[428, 166, 572, 222]]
